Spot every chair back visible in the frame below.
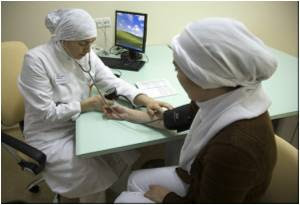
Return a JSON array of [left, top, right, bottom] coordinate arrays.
[[260, 135, 298, 203], [1, 41, 28, 126]]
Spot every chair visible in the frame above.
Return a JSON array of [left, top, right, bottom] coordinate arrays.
[[260, 135, 299, 203], [1, 41, 60, 203]]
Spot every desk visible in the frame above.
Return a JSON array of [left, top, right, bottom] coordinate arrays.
[[262, 48, 298, 119], [76, 45, 298, 158]]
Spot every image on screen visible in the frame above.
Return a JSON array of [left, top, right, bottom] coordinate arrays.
[[116, 11, 146, 52]]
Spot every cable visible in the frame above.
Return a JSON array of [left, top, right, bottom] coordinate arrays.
[[139, 118, 162, 125], [109, 46, 117, 54], [117, 95, 136, 108], [143, 53, 149, 63], [109, 46, 127, 55], [99, 27, 110, 56], [103, 27, 108, 54], [113, 70, 122, 78]]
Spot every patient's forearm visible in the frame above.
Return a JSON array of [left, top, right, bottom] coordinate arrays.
[[127, 109, 165, 129]]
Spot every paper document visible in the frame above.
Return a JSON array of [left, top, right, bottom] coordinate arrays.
[[135, 79, 177, 98]]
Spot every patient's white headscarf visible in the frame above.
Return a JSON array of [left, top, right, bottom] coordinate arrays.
[[171, 18, 277, 89], [45, 9, 97, 41], [171, 18, 277, 172]]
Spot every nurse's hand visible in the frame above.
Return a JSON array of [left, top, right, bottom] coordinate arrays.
[[133, 94, 173, 116], [144, 185, 170, 203], [146, 100, 173, 117], [80, 96, 113, 112]]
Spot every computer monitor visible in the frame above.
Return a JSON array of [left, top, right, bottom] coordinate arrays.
[[115, 10, 147, 61]]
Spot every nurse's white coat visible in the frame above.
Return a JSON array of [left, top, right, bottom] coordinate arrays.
[[18, 39, 140, 198]]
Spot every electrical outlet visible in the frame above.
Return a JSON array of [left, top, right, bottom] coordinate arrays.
[[95, 17, 111, 28], [103, 17, 111, 27]]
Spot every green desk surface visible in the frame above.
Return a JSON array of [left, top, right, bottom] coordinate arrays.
[[76, 45, 298, 158], [262, 48, 298, 119]]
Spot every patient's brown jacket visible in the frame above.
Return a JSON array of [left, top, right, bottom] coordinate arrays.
[[163, 111, 277, 203]]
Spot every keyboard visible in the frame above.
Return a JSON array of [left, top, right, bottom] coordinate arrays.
[[99, 56, 145, 71]]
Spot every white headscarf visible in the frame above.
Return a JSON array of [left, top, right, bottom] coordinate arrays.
[[171, 18, 277, 172], [171, 17, 277, 89], [45, 9, 97, 41]]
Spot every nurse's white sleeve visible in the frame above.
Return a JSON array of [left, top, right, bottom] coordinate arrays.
[[18, 54, 81, 122], [91, 52, 143, 105]]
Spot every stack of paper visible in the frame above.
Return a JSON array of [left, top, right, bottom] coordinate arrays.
[[135, 79, 177, 98]]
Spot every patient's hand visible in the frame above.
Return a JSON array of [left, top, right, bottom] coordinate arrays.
[[144, 185, 170, 203], [104, 104, 156, 124]]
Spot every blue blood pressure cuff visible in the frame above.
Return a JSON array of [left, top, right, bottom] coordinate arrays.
[[163, 102, 199, 133]]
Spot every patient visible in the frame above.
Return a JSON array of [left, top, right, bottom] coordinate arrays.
[[105, 18, 278, 203]]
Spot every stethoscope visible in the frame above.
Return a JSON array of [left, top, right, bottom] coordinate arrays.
[[73, 52, 112, 108], [69, 50, 162, 124]]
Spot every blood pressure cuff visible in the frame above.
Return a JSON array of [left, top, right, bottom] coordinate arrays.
[[163, 102, 199, 132]]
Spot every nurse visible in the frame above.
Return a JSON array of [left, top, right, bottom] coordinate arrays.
[[18, 9, 171, 202], [105, 18, 278, 203]]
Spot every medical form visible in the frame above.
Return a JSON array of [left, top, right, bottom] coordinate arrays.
[[135, 79, 177, 98]]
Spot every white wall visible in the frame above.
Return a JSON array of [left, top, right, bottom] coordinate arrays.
[[1, 1, 298, 56]]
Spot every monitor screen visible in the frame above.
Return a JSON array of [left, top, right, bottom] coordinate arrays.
[[115, 10, 147, 53]]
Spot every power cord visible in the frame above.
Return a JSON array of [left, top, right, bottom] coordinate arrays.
[[109, 46, 127, 55], [109, 46, 149, 64], [105, 88, 136, 109], [99, 27, 110, 56], [113, 70, 122, 78], [143, 53, 149, 63]]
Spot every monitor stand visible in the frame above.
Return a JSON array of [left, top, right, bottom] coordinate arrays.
[[121, 49, 143, 63]]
